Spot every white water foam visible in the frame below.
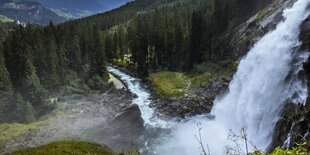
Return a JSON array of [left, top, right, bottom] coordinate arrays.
[[107, 67, 169, 128], [153, 0, 310, 154]]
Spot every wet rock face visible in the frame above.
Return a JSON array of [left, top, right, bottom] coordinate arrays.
[[230, 0, 296, 57], [268, 103, 310, 151], [301, 17, 310, 50], [269, 16, 310, 151]]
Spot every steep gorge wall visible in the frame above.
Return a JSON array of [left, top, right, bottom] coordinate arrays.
[[226, 0, 308, 151], [268, 15, 310, 151], [229, 0, 297, 57]]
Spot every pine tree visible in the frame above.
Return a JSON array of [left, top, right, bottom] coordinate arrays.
[[0, 43, 11, 91], [32, 30, 46, 79], [104, 35, 113, 62], [117, 27, 125, 61], [12, 92, 35, 123], [45, 38, 59, 89], [91, 30, 107, 77], [136, 15, 149, 77], [23, 57, 46, 107], [188, 11, 204, 70], [68, 36, 82, 74], [127, 20, 139, 65], [57, 45, 68, 85], [173, 15, 184, 71], [112, 32, 118, 59]]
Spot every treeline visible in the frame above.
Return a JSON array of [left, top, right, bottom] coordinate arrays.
[[73, 0, 181, 30], [0, 22, 17, 42], [100, 0, 237, 76], [0, 0, 255, 123], [0, 23, 111, 123]]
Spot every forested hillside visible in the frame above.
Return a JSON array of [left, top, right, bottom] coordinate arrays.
[[70, 0, 272, 76], [0, 22, 112, 123], [0, 0, 272, 124]]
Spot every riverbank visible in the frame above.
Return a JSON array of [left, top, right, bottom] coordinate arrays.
[[110, 65, 233, 118]]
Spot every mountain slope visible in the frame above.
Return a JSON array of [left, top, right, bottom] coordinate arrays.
[[29, 0, 131, 19], [99, 0, 132, 10], [0, 0, 66, 24]]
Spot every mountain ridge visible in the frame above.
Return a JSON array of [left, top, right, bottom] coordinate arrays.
[[0, 0, 66, 24]]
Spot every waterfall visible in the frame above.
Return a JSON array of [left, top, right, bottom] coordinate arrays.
[[154, 0, 310, 154]]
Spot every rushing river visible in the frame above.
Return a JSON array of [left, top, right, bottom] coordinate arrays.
[[107, 67, 169, 128], [108, 0, 310, 154]]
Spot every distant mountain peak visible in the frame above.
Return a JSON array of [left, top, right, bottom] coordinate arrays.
[[0, 0, 131, 24], [0, 0, 66, 24]]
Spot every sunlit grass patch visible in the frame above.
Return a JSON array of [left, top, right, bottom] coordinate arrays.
[[148, 72, 188, 96], [190, 72, 213, 88]]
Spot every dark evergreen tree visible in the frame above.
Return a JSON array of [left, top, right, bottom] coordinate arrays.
[[117, 27, 125, 61], [23, 57, 46, 106], [104, 35, 113, 62], [11, 92, 35, 123], [67, 36, 82, 74], [188, 11, 204, 70], [91, 30, 107, 77], [45, 38, 59, 89], [57, 45, 68, 85], [0, 43, 11, 91]]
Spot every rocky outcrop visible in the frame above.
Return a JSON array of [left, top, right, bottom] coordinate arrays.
[[230, 0, 296, 57], [98, 104, 145, 151], [301, 17, 310, 50], [269, 16, 310, 151], [149, 76, 231, 118], [269, 103, 310, 151]]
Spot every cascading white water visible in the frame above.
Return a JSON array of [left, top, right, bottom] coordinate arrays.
[[107, 67, 169, 128], [153, 0, 310, 154]]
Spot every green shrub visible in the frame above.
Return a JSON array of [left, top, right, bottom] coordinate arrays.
[[250, 142, 310, 155]]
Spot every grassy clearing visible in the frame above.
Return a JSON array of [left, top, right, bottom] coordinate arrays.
[[189, 61, 238, 89], [147, 61, 238, 96], [0, 123, 42, 147], [148, 72, 188, 96], [5, 141, 118, 155], [0, 15, 14, 23]]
